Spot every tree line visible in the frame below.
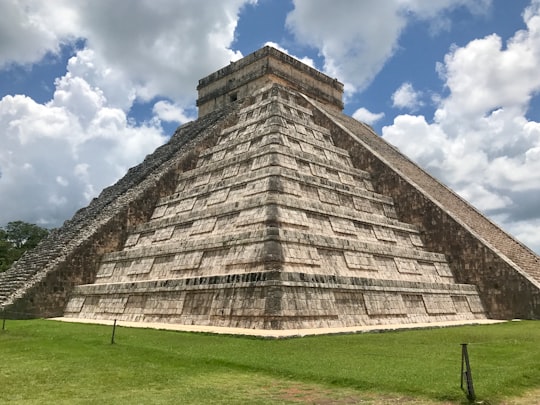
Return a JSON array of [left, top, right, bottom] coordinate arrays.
[[0, 221, 50, 272]]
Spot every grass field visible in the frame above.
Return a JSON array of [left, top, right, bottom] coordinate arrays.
[[0, 319, 539, 404]]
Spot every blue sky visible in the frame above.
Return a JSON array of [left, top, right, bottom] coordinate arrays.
[[1, 0, 540, 254]]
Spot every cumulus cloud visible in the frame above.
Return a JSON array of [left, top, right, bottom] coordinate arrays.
[[286, 0, 491, 93], [0, 0, 77, 67], [1, 0, 256, 104], [70, 0, 252, 103], [392, 82, 423, 110], [153, 100, 195, 124], [0, 0, 255, 227], [0, 85, 167, 227], [383, 0, 540, 253], [352, 108, 385, 125]]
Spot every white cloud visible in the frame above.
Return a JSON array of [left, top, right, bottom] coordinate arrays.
[[1, 1, 254, 103], [383, 1, 540, 253], [153, 100, 195, 124], [0, 0, 256, 227], [65, 49, 136, 111], [352, 108, 385, 125], [0, 0, 78, 67], [503, 218, 540, 254], [70, 0, 252, 103], [0, 85, 167, 227], [392, 82, 423, 110], [456, 183, 513, 212], [286, 0, 491, 93]]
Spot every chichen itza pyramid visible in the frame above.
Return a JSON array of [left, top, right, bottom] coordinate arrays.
[[1, 46, 539, 330]]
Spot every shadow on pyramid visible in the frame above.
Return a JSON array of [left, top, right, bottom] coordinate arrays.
[[2, 47, 539, 332]]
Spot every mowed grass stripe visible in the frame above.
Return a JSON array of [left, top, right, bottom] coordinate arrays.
[[0, 320, 539, 404]]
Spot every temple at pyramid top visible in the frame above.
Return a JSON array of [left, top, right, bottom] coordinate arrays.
[[196, 46, 344, 116]]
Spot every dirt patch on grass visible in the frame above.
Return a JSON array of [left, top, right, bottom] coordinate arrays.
[[271, 384, 540, 405], [265, 382, 540, 404], [498, 388, 540, 404], [266, 382, 456, 404]]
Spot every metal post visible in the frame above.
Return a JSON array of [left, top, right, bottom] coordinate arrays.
[[461, 343, 476, 401], [2, 311, 5, 331], [111, 319, 117, 344]]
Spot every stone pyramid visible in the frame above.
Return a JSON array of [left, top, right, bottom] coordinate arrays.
[[2, 47, 539, 328], [63, 49, 486, 329]]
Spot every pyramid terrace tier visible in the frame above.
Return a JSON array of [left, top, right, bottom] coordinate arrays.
[[124, 195, 424, 254], [65, 271, 484, 329], [197, 106, 354, 169], [196, 130, 355, 178], [191, 133, 362, 189], [209, 94, 338, 150], [160, 153, 383, 209], [149, 160, 396, 223], [137, 197, 416, 243], [92, 227, 456, 285], [138, 169, 411, 230]]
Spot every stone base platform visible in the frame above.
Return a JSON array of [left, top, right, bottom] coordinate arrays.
[[64, 271, 486, 330]]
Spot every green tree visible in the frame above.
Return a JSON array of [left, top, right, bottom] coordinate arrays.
[[0, 221, 49, 272], [5, 221, 49, 249], [0, 229, 13, 271]]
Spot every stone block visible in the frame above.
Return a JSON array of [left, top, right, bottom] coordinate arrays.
[[153, 226, 175, 242], [206, 188, 230, 205], [97, 297, 128, 314], [318, 188, 340, 205], [127, 258, 154, 275], [190, 217, 217, 235], [395, 258, 421, 275], [329, 217, 356, 235], [364, 292, 407, 316], [173, 251, 204, 271], [343, 252, 377, 271], [373, 226, 397, 242], [423, 295, 456, 315], [124, 233, 140, 247], [96, 262, 116, 278]]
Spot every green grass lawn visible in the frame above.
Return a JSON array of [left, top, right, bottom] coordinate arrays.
[[0, 320, 539, 404]]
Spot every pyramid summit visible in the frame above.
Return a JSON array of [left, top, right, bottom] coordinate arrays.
[[1, 46, 539, 330], [196, 46, 344, 116]]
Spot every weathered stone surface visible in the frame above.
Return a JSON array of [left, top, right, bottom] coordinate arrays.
[[64, 80, 488, 329], [2, 46, 539, 328], [197, 46, 343, 116]]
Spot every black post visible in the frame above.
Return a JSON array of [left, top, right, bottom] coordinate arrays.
[[461, 343, 476, 401], [2, 311, 5, 331], [111, 319, 117, 344]]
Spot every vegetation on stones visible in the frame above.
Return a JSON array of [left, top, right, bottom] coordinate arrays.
[[0, 221, 49, 271], [0, 320, 539, 404]]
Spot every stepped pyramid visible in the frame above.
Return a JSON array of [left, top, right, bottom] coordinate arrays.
[[2, 47, 539, 328]]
